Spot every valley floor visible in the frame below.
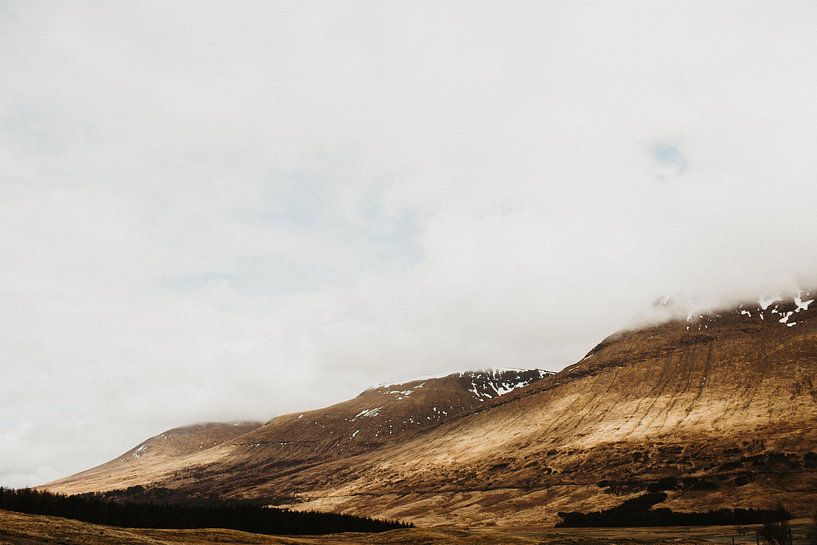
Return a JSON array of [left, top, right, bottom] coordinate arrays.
[[0, 510, 813, 545]]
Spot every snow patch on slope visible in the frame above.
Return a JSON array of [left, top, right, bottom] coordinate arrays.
[[466, 369, 552, 401], [687, 290, 815, 331], [353, 407, 383, 420]]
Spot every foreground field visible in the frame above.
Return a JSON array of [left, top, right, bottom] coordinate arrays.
[[0, 510, 813, 545]]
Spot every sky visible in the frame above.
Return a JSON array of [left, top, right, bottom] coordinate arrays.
[[2, 1, 817, 487]]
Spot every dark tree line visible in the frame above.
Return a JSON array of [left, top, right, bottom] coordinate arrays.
[[0, 487, 412, 535], [557, 493, 790, 528]]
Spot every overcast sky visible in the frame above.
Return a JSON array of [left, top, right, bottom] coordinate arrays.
[[2, 1, 817, 488]]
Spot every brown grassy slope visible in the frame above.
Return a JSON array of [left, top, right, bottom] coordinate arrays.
[[259, 297, 817, 526], [43, 296, 817, 528], [41, 422, 262, 495], [45, 370, 548, 496]]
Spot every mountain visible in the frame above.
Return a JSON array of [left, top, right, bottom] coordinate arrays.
[[45, 369, 551, 498], [44, 293, 817, 528], [46, 422, 262, 495]]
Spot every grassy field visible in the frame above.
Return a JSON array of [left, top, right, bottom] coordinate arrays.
[[0, 509, 813, 545]]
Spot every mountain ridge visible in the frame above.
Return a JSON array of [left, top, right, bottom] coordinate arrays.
[[44, 369, 553, 497], [43, 293, 817, 528]]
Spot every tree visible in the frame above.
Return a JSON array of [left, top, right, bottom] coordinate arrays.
[[807, 510, 817, 545], [758, 518, 792, 545]]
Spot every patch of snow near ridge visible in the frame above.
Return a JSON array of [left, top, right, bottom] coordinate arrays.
[[795, 292, 814, 311], [779, 311, 794, 324], [495, 382, 525, 396], [469, 382, 493, 399], [371, 368, 550, 390], [688, 290, 816, 331], [353, 407, 382, 419], [387, 389, 414, 399], [467, 369, 551, 401]]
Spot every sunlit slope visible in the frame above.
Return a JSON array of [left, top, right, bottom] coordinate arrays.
[[45, 295, 817, 527], [279, 295, 817, 526], [45, 370, 550, 496], [43, 422, 262, 494]]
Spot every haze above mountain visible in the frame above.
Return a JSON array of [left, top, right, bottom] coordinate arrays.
[[3, 2, 817, 488]]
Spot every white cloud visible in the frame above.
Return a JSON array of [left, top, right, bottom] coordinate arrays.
[[2, 1, 817, 486]]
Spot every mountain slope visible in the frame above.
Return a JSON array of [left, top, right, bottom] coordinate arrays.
[[282, 293, 817, 526], [46, 422, 262, 495], [45, 294, 817, 527], [46, 369, 550, 496]]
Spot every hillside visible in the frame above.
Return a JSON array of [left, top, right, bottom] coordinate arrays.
[[281, 293, 817, 526], [43, 293, 817, 528], [45, 369, 550, 497], [43, 422, 262, 496]]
